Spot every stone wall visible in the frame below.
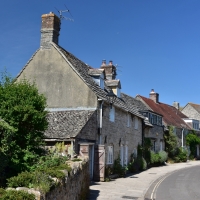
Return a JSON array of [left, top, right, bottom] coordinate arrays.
[[12, 158, 90, 200], [101, 103, 143, 164], [145, 125, 165, 152]]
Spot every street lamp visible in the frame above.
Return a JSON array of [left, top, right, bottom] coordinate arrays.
[[106, 89, 117, 108]]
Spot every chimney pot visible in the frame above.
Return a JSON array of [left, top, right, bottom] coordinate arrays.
[[109, 60, 113, 65], [102, 59, 106, 66]]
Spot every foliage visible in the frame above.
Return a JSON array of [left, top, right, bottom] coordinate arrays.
[[113, 157, 127, 177], [0, 189, 35, 200], [164, 126, 178, 158], [55, 142, 66, 154], [143, 138, 152, 166], [158, 151, 168, 163], [0, 73, 48, 180], [7, 153, 71, 194], [186, 131, 200, 157], [174, 148, 188, 163], [150, 151, 168, 165], [150, 151, 160, 165]]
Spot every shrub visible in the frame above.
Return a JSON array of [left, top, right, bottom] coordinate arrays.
[[0, 190, 35, 200], [140, 157, 147, 171], [113, 157, 127, 177], [150, 151, 160, 165], [174, 148, 188, 163], [158, 151, 168, 163], [7, 172, 34, 188]]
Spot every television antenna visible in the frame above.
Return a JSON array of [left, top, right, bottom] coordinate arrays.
[[55, 4, 74, 22]]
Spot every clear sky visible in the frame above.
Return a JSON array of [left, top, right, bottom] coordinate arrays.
[[0, 0, 200, 107]]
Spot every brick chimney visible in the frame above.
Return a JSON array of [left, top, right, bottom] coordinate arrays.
[[100, 60, 117, 80], [40, 12, 60, 49], [149, 89, 159, 103]]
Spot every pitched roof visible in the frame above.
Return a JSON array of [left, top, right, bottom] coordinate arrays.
[[52, 43, 145, 119], [137, 95, 190, 129], [121, 93, 152, 127], [188, 103, 200, 113], [45, 110, 96, 138]]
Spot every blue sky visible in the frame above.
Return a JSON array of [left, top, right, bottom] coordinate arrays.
[[0, 0, 200, 107]]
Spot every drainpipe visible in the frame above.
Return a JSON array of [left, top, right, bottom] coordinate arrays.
[[98, 99, 104, 145]]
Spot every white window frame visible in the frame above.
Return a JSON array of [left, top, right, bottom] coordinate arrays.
[[127, 113, 130, 127], [120, 145, 124, 166], [109, 106, 115, 122], [124, 145, 128, 166], [107, 146, 113, 164], [134, 116, 138, 129]]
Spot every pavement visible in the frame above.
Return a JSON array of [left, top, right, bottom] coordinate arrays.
[[88, 161, 200, 200]]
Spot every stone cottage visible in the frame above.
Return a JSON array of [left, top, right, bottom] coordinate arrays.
[[122, 93, 164, 152], [16, 12, 151, 181]]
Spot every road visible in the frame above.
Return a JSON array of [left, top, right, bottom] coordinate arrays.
[[152, 165, 200, 200]]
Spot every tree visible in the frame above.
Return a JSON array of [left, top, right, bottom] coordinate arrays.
[[186, 130, 200, 158], [164, 126, 178, 158], [0, 74, 48, 178]]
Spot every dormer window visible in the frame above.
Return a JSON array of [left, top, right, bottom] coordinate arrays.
[[148, 112, 162, 126], [105, 80, 121, 98], [88, 69, 105, 89]]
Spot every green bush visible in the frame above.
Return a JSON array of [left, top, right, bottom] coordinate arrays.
[[174, 148, 188, 163], [0, 190, 35, 200], [140, 157, 147, 171], [150, 151, 160, 164], [128, 156, 147, 172], [158, 151, 168, 163], [7, 172, 34, 188], [113, 157, 127, 177]]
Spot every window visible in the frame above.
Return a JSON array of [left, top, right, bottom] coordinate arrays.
[[109, 106, 115, 122], [124, 145, 128, 166], [127, 113, 131, 127], [148, 112, 162, 126], [107, 146, 113, 164], [151, 140, 156, 152], [160, 140, 163, 151], [134, 117, 138, 129]]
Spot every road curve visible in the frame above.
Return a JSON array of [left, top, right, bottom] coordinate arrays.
[[152, 165, 200, 200]]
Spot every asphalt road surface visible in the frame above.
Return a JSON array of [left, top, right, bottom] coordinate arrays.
[[153, 165, 200, 200]]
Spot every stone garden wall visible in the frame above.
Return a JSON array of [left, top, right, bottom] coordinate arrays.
[[13, 158, 90, 200]]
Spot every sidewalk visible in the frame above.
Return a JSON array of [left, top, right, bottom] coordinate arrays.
[[88, 161, 200, 200]]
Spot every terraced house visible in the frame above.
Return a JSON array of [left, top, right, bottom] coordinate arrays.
[[136, 89, 191, 148], [16, 12, 152, 181]]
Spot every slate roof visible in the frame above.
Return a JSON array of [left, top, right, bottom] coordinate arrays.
[[121, 93, 152, 127], [137, 95, 190, 129], [45, 110, 96, 138], [52, 43, 145, 119]]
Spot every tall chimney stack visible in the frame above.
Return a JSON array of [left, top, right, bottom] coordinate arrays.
[[100, 60, 117, 80], [40, 12, 60, 49], [149, 89, 159, 103]]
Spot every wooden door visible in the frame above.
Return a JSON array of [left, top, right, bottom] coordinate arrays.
[[93, 145, 105, 181]]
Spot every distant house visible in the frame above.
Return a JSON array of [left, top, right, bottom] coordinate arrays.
[[16, 12, 150, 181], [181, 103, 200, 157], [136, 89, 191, 148], [181, 103, 200, 131], [122, 93, 164, 152]]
